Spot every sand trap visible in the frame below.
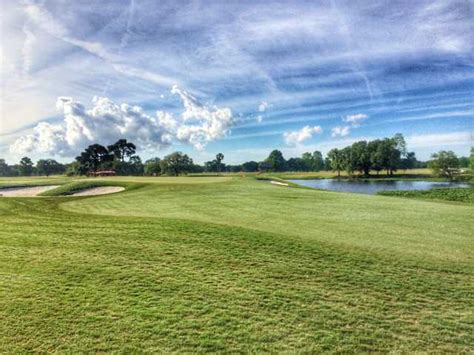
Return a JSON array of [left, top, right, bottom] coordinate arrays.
[[71, 186, 125, 196], [0, 185, 60, 197], [270, 181, 289, 186]]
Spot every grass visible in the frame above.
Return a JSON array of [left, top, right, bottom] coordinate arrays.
[[379, 187, 474, 204], [0, 176, 473, 352]]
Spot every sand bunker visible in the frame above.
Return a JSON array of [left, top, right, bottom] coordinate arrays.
[[0, 185, 60, 197], [270, 181, 289, 186], [71, 186, 125, 196]]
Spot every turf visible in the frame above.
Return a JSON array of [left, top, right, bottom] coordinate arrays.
[[0, 176, 473, 352]]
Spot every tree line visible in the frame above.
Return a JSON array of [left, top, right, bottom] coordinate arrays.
[[1, 135, 472, 177]]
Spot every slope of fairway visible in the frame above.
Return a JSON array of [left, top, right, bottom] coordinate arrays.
[[1, 176, 473, 352], [62, 177, 473, 265]]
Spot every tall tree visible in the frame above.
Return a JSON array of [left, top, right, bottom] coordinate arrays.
[[19, 157, 34, 176], [327, 148, 345, 177], [76, 144, 111, 173], [160, 152, 193, 176], [0, 159, 11, 176], [107, 139, 136, 162], [144, 158, 161, 176], [265, 150, 287, 172], [216, 153, 224, 173], [429, 151, 460, 179], [312, 151, 324, 171], [36, 159, 65, 176]]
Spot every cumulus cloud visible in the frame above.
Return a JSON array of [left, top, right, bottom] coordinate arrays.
[[10, 86, 234, 155], [258, 101, 270, 112], [171, 85, 233, 150], [331, 126, 351, 137], [343, 113, 368, 127], [283, 125, 322, 146]]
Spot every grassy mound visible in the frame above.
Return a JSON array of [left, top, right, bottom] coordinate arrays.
[[378, 187, 474, 204]]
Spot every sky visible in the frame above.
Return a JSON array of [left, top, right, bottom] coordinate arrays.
[[1, 0, 473, 164]]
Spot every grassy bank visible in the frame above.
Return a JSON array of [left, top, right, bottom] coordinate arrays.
[[0, 176, 472, 352], [379, 187, 474, 204]]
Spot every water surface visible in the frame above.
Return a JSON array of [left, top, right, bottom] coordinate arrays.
[[289, 179, 469, 195]]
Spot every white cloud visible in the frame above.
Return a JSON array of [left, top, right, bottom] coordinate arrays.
[[283, 125, 322, 146], [256, 115, 263, 123], [258, 101, 270, 112], [10, 86, 234, 155], [343, 113, 368, 127], [406, 132, 471, 148], [170, 85, 234, 150], [331, 125, 351, 137]]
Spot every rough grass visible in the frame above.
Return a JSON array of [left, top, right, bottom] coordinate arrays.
[[379, 187, 474, 204], [39, 180, 132, 196], [0, 176, 473, 352]]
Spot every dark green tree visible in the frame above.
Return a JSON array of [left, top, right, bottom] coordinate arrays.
[[36, 159, 65, 176], [327, 148, 345, 177], [160, 152, 194, 176], [107, 139, 136, 163], [264, 150, 287, 171], [19, 157, 34, 176], [144, 158, 161, 176], [216, 153, 224, 173], [76, 144, 111, 174], [429, 151, 460, 179], [242, 161, 259, 172], [312, 151, 324, 171]]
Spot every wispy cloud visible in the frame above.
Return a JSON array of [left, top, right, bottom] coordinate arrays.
[[283, 125, 322, 146]]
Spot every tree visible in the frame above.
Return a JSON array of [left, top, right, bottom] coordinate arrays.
[[264, 150, 287, 171], [392, 133, 407, 157], [36, 159, 65, 176], [327, 148, 345, 177], [287, 157, 306, 171], [0, 159, 12, 176], [216, 153, 224, 173], [350, 141, 371, 176], [301, 152, 313, 171], [18, 157, 34, 176], [429, 151, 460, 179], [144, 158, 161, 176], [76, 144, 111, 174], [400, 152, 417, 170], [312, 151, 324, 171], [368, 139, 384, 174], [471, 147, 474, 170], [242, 161, 259, 172], [160, 152, 194, 176], [107, 139, 136, 163]]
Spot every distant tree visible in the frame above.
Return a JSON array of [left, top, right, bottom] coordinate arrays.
[[258, 161, 273, 172], [458, 156, 469, 168], [242, 161, 259, 172], [312, 151, 324, 171], [160, 152, 193, 176], [36, 159, 65, 176], [216, 153, 224, 173], [324, 157, 332, 171], [287, 157, 306, 171], [429, 151, 460, 179], [107, 139, 136, 163], [301, 152, 313, 171], [327, 148, 345, 177], [264, 150, 287, 171], [0, 159, 11, 176], [144, 158, 161, 176], [18, 157, 34, 176], [400, 152, 417, 170], [65, 161, 81, 176], [392, 133, 407, 157], [368, 139, 384, 174], [76, 144, 111, 174], [351, 141, 371, 176], [128, 155, 144, 175], [471, 147, 474, 170]]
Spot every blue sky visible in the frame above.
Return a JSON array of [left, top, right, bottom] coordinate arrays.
[[1, 0, 473, 164]]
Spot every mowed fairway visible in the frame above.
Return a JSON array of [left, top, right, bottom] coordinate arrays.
[[0, 176, 473, 352]]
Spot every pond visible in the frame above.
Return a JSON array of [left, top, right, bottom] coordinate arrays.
[[288, 179, 469, 195]]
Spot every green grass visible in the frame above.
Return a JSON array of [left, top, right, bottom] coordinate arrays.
[[0, 176, 473, 352], [378, 187, 474, 204]]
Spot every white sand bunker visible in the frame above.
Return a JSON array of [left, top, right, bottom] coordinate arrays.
[[270, 181, 288, 186], [0, 185, 60, 197], [71, 186, 125, 196]]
